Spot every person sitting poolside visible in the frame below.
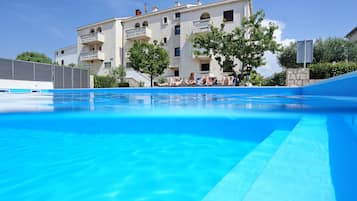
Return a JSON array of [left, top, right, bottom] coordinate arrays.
[[185, 73, 196, 86], [229, 76, 236, 86], [222, 76, 229, 86], [206, 73, 217, 86], [170, 77, 183, 87], [200, 76, 207, 85]]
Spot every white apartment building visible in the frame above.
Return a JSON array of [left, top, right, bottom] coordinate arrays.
[[55, 0, 252, 86]]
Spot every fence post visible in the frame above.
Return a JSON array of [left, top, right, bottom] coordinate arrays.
[[79, 69, 82, 88], [11, 60, 14, 80], [88, 70, 90, 88], [52, 64, 55, 88], [33, 63, 36, 81], [62, 66, 65, 88]]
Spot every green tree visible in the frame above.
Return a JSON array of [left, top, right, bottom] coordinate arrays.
[[111, 65, 126, 83], [248, 71, 264, 86], [16, 52, 52, 64], [321, 38, 357, 63], [278, 38, 357, 67], [128, 40, 169, 87], [278, 42, 302, 68], [190, 10, 281, 85]]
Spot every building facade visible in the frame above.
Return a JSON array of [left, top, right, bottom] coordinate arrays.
[[55, 0, 251, 84], [346, 27, 357, 43], [54, 45, 77, 66]]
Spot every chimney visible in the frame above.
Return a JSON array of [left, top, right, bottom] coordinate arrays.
[[197, 0, 202, 6], [175, 1, 181, 7], [152, 5, 158, 12], [135, 9, 142, 16]]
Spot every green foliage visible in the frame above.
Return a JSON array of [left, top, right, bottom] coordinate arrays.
[[111, 65, 126, 83], [128, 40, 170, 87], [309, 62, 357, 79], [278, 42, 302, 68], [190, 10, 281, 85], [157, 75, 168, 84], [68, 63, 76, 67], [16, 52, 52, 64], [94, 75, 117, 88], [278, 38, 357, 68], [263, 71, 286, 86], [249, 71, 264, 86], [319, 38, 357, 63]]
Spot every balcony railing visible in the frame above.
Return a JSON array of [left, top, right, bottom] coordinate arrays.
[[193, 48, 211, 60], [126, 27, 152, 40], [192, 19, 210, 34], [80, 32, 105, 45], [80, 51, 105, 61]]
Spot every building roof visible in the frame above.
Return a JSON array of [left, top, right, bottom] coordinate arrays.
[[122, 5, 191, 22], [54, 44, 77, 52], [77, 17, 128, 31], [181, 0, 246, 13], [346, 26, 357, 38], [122, 0, 247, 22]]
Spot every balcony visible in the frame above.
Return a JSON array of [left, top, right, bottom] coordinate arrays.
[[126, 27, 152, 40], [80, 51, 105, 61], [193, 48, 211, 61], [80, 32, 105, 45], [192, 19, 210, 34]]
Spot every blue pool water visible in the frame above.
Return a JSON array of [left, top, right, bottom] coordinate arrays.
[[0, 87, 356, 201]]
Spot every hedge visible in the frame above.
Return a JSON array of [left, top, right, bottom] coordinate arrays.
[[262, 71, 286, 86], [309, 62, 357, 79], [94, 75, 117, 88]]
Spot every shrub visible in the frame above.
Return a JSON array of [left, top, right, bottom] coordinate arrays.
[[157, 75, 168, 84], [94, 75, 117, 88], [263, 71, 286, 86], [309, 62, 357, 79]]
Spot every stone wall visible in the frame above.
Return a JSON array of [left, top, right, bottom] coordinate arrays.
[[286, 68, 310, 86]]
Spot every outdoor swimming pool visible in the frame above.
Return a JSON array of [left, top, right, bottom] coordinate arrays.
[[0, 84, 356, 200]]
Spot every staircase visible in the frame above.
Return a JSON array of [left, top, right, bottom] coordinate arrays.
[[125, 68, 151, 87], [202, 116, 336, 201]]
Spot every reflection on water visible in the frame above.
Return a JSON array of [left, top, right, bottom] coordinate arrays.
[[0, 91, 356, 114]]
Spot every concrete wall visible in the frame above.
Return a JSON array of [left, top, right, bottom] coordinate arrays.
[[286, 68, 310, 86], [0, 79, 53, 89]]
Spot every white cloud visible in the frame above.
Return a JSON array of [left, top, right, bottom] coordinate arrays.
[[257, 20, 295, 77]]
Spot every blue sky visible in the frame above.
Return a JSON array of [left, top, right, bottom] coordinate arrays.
[[0, 0, 356, 60]]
